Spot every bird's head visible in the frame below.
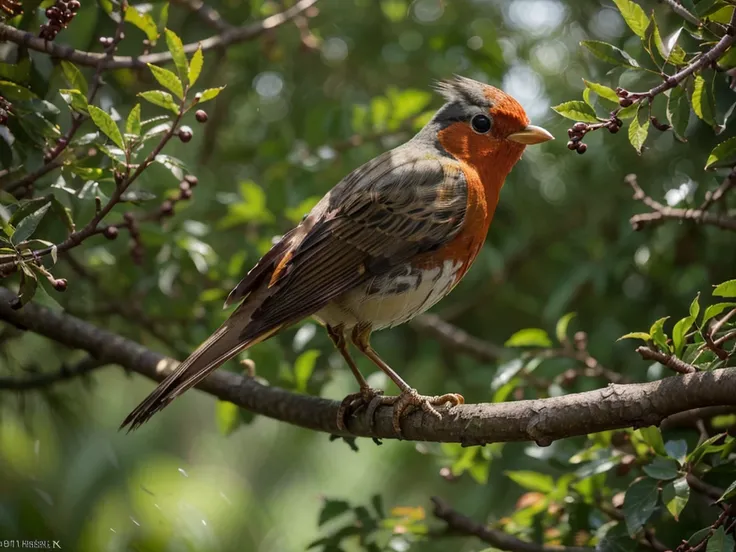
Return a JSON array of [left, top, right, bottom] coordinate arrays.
[[427, 76, 553, 176]]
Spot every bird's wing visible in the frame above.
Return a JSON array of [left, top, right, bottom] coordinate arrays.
[[238, 148, 469, 338], [120, 148, 468, 430]]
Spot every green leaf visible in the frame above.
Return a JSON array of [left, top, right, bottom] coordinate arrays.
[[583, 80, 620, 105], [662, 477, 690, 520], [667, 85, 689, 141], [197, 86, 226, 103], [691, 74, 715, 126], [125, 5, 158, 42], [189, 46, 204, 87], [642, 456, 678, 480], [665, 439, 688, 465], [687, 433, 727, 465], [126, 104, 142, 136], [623, 477, 659, 537], [555, 312, 576, 343], [11, 202, 51, 245], [60, 61, 88, 96], [87, 105, 125, 149], [294, 349, 320, 393], [9, 197, 52, 226], [597, 522, 636, 552], [702, 303, 736, 325], [672, 315, 695, 356], [581, 40, 640, 68], [705, 137, 736, 170], [718, 479, 736, 503], [551, 101, 599, 123], [165, 29, 188, 86], [505, 470, 555, 493], [18, 264, 38, 306], [649, 316, 670, 351], [638, 426, 667, 455], [504, 328, 552, 348], [689, 293, 701, 319], [215, 400, 241, 436], [618, 332, 651, 342], [707, 526, 735, 551], [138, 90, 179, 114], [0, 80, 37, 101], [147, 63, 184, 100], [714, 280, 736, 298], [50, 196, 75, 233], [628, 105, 650, 154], [612, 0, 649, 38], [58, 88, 88, 113]]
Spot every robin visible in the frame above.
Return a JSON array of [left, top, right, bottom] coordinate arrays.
[[121, 76, 553, 437]]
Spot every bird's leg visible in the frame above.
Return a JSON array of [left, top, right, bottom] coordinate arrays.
[[326, 324, 384, 431], [351, 323, 464, 438]]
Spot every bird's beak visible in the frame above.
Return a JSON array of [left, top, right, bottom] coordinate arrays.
[[508, 124, 554, 145]]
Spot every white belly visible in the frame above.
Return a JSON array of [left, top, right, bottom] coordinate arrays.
[[314, 260, 462, 331]]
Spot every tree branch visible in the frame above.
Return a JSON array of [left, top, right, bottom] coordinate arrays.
[[431, 497, 591, 552], [637, 345, 697, 374], [626, 174, 736, 232], [0, 0, 318, 70], [3, 288, 736, 444], [0, 355, 105, 390]]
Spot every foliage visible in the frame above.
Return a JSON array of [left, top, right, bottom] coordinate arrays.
[[0, 1, 735, 552]]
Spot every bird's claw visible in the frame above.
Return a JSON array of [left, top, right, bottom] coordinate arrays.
[[336, 386, 385, 431], [370, 389, 465, 439]]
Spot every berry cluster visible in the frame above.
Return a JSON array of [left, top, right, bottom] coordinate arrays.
[[0, 0, 22, 18], [39, 0, 80, 41], [0, 95, 10, 126], [566, 116, 622, 154], [159, 175, 197, 217]]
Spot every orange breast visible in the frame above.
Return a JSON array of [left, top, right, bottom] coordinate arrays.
[[415, 162, 495, 281]]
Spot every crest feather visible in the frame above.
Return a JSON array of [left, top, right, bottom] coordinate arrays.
[[433, 75, 493, 107]]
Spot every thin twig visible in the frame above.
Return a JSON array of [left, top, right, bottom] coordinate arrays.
[[626, 174, 736, 232], [0, 0, 318, 70], [637, 345, 697, 374], [410, 313, 505, 362], [431, 497, 591, 552], [171, 0, 233, 32]]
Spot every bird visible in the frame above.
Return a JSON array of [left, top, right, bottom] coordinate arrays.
[[121, 76, 553, 437]]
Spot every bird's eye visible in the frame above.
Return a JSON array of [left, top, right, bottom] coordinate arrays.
[[470, 114, 492, 134]]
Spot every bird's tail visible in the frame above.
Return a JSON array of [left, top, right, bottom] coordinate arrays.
[[120, 307, 279, 432]]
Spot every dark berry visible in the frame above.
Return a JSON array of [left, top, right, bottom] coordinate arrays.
[[178, 127, 192, 143], [160, 200, 174, 216], [184, 175, 198, 187], [195, 110, 208, 123], [52, 278, 68, 292], [566, 140, 577, 151], [103, 226, 119, 240], [572, 122, 587, 132], [619, 97, 634, 107], [45, 6, 59, 18], [68, 0, 80, 10], [609, 124, 620, 134], [179, 180, 190, 192], [576, 143, 588, 154], [179, 188, 193, 200]]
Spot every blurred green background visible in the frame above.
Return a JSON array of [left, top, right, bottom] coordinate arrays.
[[1, 0, 735, 550]]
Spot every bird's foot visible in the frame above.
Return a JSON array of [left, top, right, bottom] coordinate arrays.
[[374, 389, 465, 439], [336, 386, 385, 431]]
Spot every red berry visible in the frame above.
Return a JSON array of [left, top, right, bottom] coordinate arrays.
[[195, 110, 208, 123], [103, 226, 119, 240], [572, 122, 587, 132], [178, 127, 193, 142], [576, 143, 588, 154]]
